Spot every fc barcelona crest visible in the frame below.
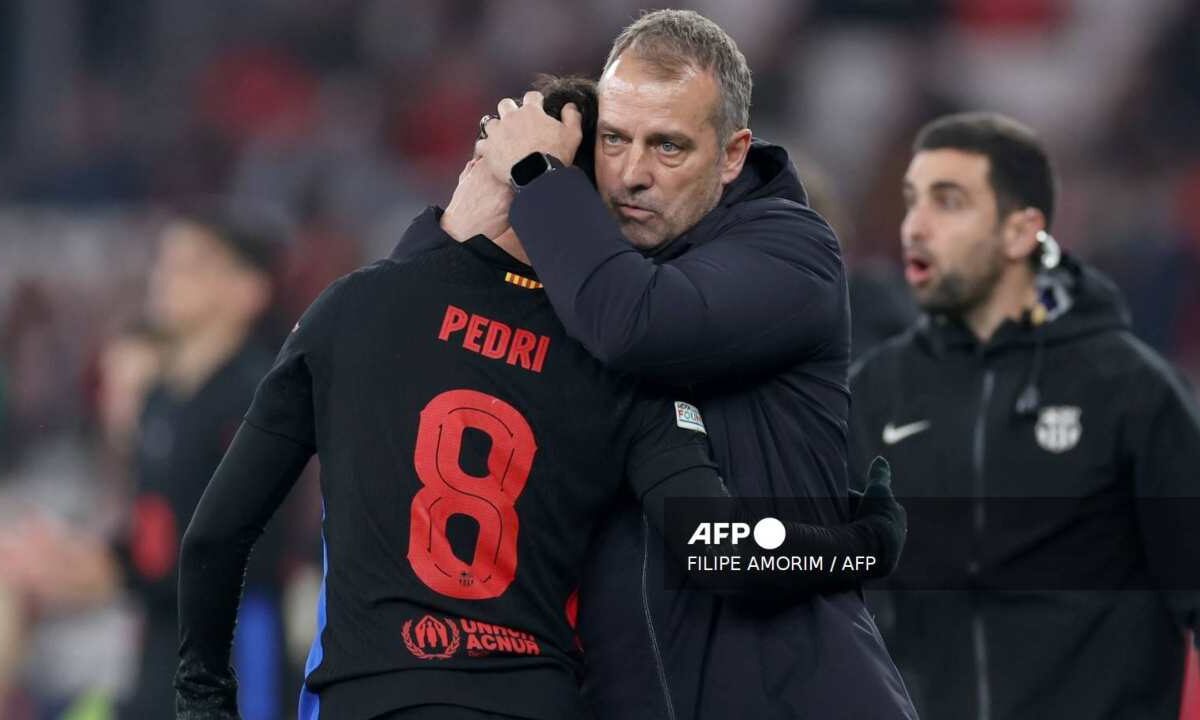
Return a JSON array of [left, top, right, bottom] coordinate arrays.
[[1035, 406, 1082, 453]]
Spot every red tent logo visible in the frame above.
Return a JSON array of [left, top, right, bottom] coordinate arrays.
[[402, 615, 461, 660]]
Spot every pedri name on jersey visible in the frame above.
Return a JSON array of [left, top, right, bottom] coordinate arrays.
[[437, 304, 550, 373]]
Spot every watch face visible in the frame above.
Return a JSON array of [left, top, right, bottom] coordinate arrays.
[[512, 153, 550, 187]]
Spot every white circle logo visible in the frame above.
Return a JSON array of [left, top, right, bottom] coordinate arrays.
[[1035, 406, 1082, 453], [753, 518, 786, 550]]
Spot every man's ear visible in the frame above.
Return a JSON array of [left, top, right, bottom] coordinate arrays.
[[1003, 207, 1045, 262], [719, 128, 753, 186]]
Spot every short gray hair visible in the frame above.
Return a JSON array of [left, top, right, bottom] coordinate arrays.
[[603, 9, 752, 143]]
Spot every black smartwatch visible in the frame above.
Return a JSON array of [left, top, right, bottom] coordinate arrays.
[[510, 152, 563, 192]]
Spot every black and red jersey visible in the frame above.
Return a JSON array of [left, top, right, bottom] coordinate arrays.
[[240, 232, 713, 719]]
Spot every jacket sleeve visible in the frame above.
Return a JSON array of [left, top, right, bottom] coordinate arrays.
[[510, 169, 845, 386], [1127, 359, 1200, 633], [623, 395, 903, 598]]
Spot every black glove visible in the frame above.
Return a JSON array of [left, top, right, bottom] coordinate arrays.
[[850, 456, 907, 578]]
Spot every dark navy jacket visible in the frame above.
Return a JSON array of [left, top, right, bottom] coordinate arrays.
[[850, 257, 1200, 720], [393, 141, 916, 719]]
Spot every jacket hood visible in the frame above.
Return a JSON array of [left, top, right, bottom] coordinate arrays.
[[1035, 255, 1131, 344], [721, 139, 808, 207], [913, 254, 1132, 417], [916, 254, 1131, 353]]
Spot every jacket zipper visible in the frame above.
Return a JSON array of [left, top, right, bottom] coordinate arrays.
[[972, 369, 995, 720], [642, 514, 677, 720]]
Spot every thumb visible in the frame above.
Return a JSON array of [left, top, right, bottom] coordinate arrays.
[[867, 456, 892, 490], [560, 103, 583, 133]]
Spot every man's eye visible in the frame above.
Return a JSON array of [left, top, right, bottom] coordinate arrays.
[[602, 133, 623, 145], [933, 193, 963, 210], [660, 141, 680, 154]]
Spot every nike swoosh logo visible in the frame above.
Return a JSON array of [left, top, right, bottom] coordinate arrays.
[[882, 420, 931, 445]]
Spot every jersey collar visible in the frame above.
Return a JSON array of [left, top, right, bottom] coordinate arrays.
[[463, 234, 540, 280]]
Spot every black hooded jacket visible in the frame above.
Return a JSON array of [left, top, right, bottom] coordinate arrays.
[[849, 256, 1200, 720], [392, 141, 917, 719], [508, 141, 916, 720]]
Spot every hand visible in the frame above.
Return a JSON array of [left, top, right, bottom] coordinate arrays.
[[0, 514, 61, 594], [852, 457, 907, 577], [440, 157, 514, 242], [0, 514, 117, 610], [479, 91, 582, 185]]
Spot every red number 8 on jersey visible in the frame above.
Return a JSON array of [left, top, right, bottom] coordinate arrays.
[[409, 389, 537, 600]]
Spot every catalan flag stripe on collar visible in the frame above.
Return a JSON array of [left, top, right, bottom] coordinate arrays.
[[504, 271, 543, 290]]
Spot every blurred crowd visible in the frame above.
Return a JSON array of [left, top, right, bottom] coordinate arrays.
[[0, 1, 1198, 718]]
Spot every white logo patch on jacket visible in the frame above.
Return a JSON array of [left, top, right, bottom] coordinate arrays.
[[1035, 406, 1082, 453], [675, 401, 706, 434]]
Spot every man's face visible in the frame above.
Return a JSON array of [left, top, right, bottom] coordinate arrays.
[[147, 222, 245, 336], [901, 149, 1007, 315], [595, 55, 728, 249]]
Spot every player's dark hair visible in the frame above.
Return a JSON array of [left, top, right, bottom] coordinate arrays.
[[173, 203, 284, 276], [532, 74, 598, 184], [914, 112, 1057, 230]]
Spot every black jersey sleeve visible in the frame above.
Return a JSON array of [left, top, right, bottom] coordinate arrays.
[[624, 396, 906, 597], [243, 275, 346, 447], [175, 423, 312, 718], [177, 280, 345, 718]]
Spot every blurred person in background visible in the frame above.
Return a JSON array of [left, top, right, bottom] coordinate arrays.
[[0, 324, 163, 718], [0, 211, 293, 719], [850, 112, 1200, 719], [96, 325, 165, 459], [121, 209, 290, 719]]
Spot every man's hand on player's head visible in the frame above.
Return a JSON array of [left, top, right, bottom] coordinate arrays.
[[440, 157, 515, 242], [481, 91, 582, 184]]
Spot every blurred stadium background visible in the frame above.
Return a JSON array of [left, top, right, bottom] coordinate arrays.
[[0, 1, 1197, 718]]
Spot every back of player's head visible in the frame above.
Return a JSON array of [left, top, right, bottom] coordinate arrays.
[[532, 75, 599, 184], [914, 112, 1056, 231]]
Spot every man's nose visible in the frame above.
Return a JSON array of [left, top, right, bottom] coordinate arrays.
[[900, 205, 927, 249], [620, 144, 654, 192]]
